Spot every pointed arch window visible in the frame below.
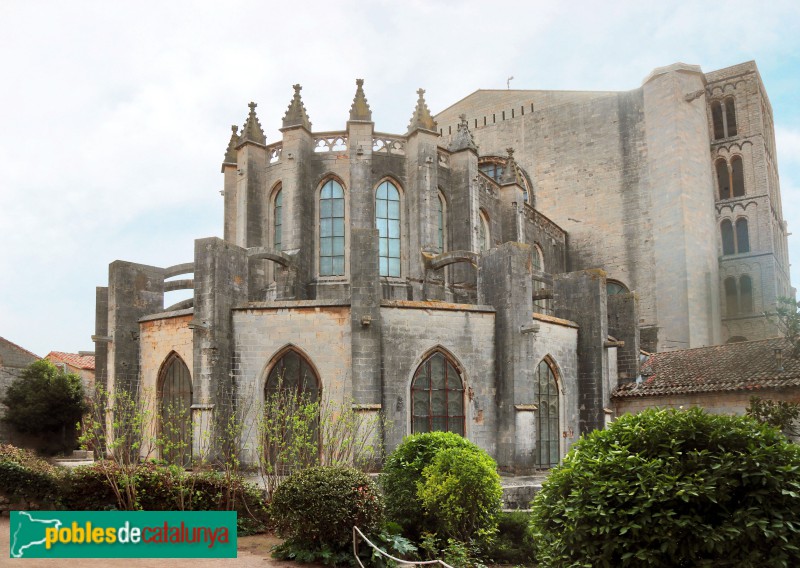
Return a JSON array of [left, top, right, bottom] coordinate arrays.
[[265, 349, 320, 402], [376, 181, 401, 277], [319, 179, 345, 276], [273, 187, 283, 250], [411, 351, 465, 435], [436, 191, 447, 254], [535, 359, 559, 468], [479, 210, 490, 252], [159, 354, 192, 467]]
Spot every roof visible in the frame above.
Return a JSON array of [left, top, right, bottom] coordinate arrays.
[[45, 351, 95, 371], [613, 337, 800, 398], [0, 336, 40, 360]]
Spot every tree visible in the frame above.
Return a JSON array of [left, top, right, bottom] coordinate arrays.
[[1, 360, 85, 449], [771, 296, 800, 358], [747, 395, 800, 438], [530, 407, 800, 567]]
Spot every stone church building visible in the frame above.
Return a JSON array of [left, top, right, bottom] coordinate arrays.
[[93, 61, 791, 472]]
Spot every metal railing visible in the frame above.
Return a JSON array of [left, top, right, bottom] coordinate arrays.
[[352, 526, 455, 568]]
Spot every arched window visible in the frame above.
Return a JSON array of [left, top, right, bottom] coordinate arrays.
[[725, 96, 738, 137], [606, 280, 629, 295], [721, 220, 735, 255], [724, 277, 738, 316], [411, 351, 465, 436], [265, 348, 320, 402], [436, 191, 446, 254], [711, 101, 724, 140], [535, 358, 559, 468], [740, 275, 753, 314], [735, 218, 750, 253], [319, 179, 345, 276], [716, 159, 730, 200], [159, 353, 192, 467], [532, 244, 552, 315], [479, 210, 490, 252], [273, 187, 283, 250], [731, 156, 745, 198], [375, 181, 401, 277], [711, 97, 737, 139]]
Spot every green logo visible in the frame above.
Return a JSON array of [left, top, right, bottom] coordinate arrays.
[[10, 511, 237, 558]]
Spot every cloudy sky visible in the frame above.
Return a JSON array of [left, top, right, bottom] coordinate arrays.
[[1, 1, 799, 357]]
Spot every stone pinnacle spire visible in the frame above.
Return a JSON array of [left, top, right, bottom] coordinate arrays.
[[407, 88, 437, 134], [282, 84, 312, 130], [501, 147, 520, 184], [223, 125, 240, 163], [448, 113, 477, 152], [349, 79, 372, 122], [241, 102, 266, 145]]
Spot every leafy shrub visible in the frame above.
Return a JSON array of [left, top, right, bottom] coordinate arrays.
[[381, 432, 475, 537], [0, 444, 61, 505], [530, 407, 800, 567], [271, 466, 383, 564], [485, 511, 535, 565], [1, 360, 85, 451], [59, 464, 118, 510], [418, 446, 502, 547]]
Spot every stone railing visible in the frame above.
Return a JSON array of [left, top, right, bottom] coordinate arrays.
[[372, 132, 406, 155], [266, 142, 282, 163], [313, 132, 348, 153]]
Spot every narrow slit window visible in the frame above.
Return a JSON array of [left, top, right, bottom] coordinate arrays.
[[716, 159, 730, 200], [740, 275, 753, 313], [273, 188, 282, 250], [725, 277, 738, 316], [712, 101, 725, 140], [725, 97, 737, 137], [735, 218, 750, 253], [721, 220, 735, 255], [731, 156, 745, 197]]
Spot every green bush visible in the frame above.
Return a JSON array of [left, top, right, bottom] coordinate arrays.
[[1, 360, 85, 451], [530, 407, 800, 567], [271, 466, 383, 564], [0, 444, 61, 505], [418, 446, 502, 546], [381, 432, 475, 537], [59, 464, 118, 510], [485, 511, 535, 565]]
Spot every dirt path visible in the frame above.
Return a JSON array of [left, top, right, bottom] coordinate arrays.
[[1, 516, 326, 568]]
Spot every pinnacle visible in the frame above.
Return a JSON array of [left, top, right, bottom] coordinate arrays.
[[501, 147, 520, 184], [282, 84, 312, 131], [223, 125, 240, 163], [448, 113, 477, 152], [349, 78, 372, 122], [407, 88, 437, 134], [241, 102, 266, 145]]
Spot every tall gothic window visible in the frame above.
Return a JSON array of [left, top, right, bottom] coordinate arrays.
[[376, 181, 401, 277], [479, 210, 490, 251], [436, 191, 446, 254], [265, 348, 320, 401], [319, 179, 345, 276], [273, 188, 283, 250], [535, 358, 560, 468], [411, 351, 465, 436], [159, 353, 192, 467]]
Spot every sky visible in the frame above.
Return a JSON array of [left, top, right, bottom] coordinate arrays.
[[1, 0, 799, 357]]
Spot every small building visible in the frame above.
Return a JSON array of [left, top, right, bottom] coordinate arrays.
[[0, 337, 40, 442], [613, 337, 799, 416], [45, 351, 96, 394]]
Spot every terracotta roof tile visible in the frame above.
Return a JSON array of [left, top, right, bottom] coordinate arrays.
[[46, 351, 95, 371], [612, 337, 799, 398]]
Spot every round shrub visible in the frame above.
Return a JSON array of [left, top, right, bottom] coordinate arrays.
[[381, 432, 476, 537], [418, 446, 502, 546], [0, 444, 61, 506], [530, 407, 800, 567], [270, 466, 383, 552]]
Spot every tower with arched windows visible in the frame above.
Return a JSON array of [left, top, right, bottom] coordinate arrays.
[[94, 60, 791, 474]]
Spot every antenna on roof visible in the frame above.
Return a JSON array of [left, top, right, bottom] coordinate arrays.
[[507, 76, 514, 90]]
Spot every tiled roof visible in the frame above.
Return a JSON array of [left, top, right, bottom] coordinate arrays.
[[46, 351, 95, 371], [613, 337, 800, 398]]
